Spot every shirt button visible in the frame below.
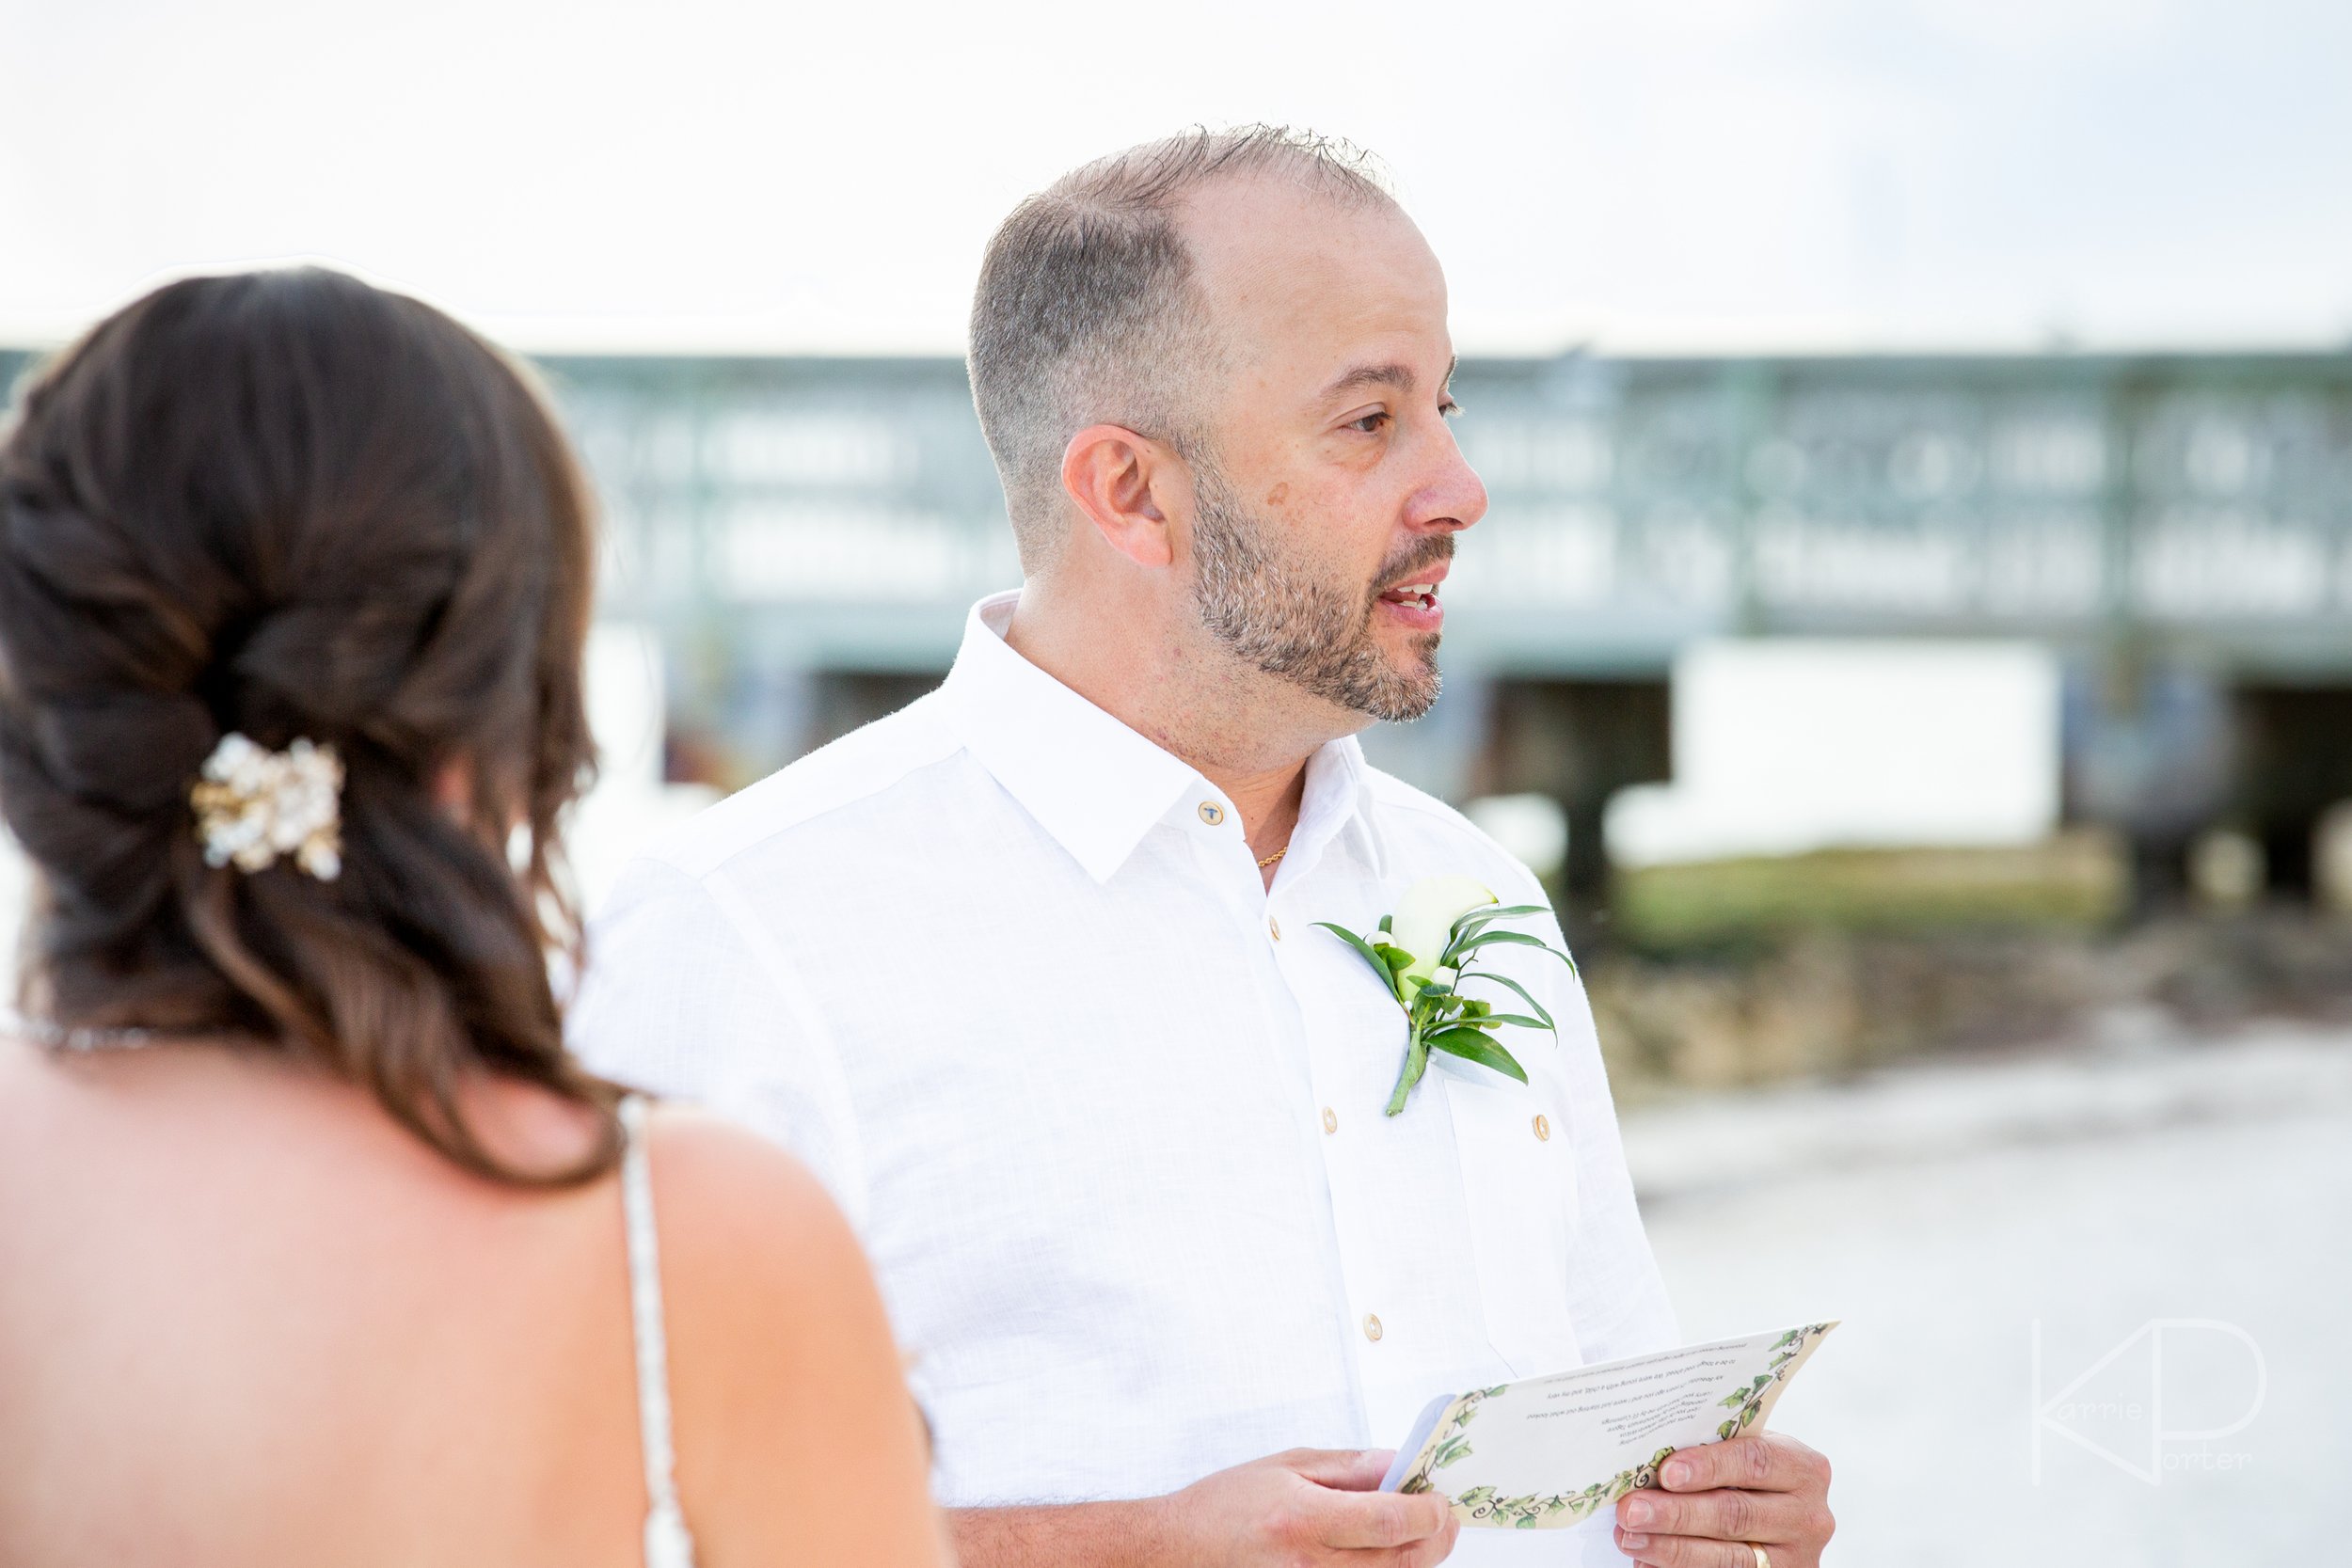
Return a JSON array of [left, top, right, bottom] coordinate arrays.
[[1533, 1114, 1551, 1142], [1270, 916, 1282, 942], [1322, 1106, 1338, 1135], [1363, 1314, 1384, 1342], [1197, 801, 1225, 826]]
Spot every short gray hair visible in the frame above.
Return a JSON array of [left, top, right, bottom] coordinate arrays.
[[967, 125, 1395, 573]]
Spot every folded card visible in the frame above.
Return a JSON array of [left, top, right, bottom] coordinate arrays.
[[1378, 1321, 1838, 1529]]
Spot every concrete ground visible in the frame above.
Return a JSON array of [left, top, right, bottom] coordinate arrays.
[[1623, 1022, 2352, 1568]]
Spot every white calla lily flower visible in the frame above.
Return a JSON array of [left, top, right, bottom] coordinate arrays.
[[1387, 873, 1496, 993]]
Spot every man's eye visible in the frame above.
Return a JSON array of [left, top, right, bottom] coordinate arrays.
[[1440, 399, 1464, 420], [1348, 411, 1391, 434]]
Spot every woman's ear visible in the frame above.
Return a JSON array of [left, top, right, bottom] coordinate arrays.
[[431, 754, 475, 827], [1059, 424, 1180, 570]]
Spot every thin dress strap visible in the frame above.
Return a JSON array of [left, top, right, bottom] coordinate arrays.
[[619, 1095, 698, 1568]]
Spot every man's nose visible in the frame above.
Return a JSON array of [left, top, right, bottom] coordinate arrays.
[[1415, 429, 1488, 533]]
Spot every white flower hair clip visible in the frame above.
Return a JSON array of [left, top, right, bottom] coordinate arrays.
[[190, 732, 344, 881]]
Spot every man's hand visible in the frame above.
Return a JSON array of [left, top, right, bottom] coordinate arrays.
[[951, 1447, 1459, 1567], [1164, 1448, 1460, 1566], [1611, 1432, 1834, 1568]]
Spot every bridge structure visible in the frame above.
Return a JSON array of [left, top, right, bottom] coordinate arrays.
[[7, 345, 2350, 895], [540, 350, 2352, 673], [536, 349, 2352, 898]]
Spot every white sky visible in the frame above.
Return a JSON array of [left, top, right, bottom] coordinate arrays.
[[5, 0, 2350, 355]]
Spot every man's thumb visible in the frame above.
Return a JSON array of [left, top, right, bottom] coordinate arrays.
[[1284, 1448, 1396, 1491]]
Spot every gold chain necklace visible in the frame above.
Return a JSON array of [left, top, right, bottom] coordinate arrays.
[[1256, 845, 1288, 870]]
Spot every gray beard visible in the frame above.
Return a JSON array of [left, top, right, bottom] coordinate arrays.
[[1187, 461, 1445, 724]]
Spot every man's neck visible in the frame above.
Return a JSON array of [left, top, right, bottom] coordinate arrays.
[[1214, 758, 1309, 875], [1001, 581, 1343, 863]]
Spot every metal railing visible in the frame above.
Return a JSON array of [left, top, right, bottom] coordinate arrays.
[[540, 351, 2352, 677]]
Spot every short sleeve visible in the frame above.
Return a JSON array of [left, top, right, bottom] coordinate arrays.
[[568, 855, 871, 1231]]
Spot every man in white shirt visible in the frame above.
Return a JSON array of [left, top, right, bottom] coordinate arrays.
[[572, 128, 1835, 1568]]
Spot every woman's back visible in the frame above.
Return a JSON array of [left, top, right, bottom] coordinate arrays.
[[0, 1037, 643, 1562], [0, 1031, 944, 1567]]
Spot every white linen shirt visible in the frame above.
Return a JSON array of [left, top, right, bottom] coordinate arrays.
[[570, 593, 1679, 1566]]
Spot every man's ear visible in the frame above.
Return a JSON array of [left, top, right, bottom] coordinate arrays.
[[1060, 424, 1182, 569]]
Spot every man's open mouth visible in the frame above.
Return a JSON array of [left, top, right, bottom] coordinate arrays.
[[1379, 583, 1440, 610]]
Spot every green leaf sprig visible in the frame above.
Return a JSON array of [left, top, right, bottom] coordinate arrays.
[[1315, 876, 1578, 1116]]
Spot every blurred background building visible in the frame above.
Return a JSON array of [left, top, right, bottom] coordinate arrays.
[[479, 347, 2352, 920], [5, 0, 2350, 1559]]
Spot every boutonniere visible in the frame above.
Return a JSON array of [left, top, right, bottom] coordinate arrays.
[[1316, 874, 1577, 1116]]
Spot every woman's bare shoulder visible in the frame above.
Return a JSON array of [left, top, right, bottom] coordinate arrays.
[[631, 1103, 870, 1319], [634, 1103, 948, 1567]]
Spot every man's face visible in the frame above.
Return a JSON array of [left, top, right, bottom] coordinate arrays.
[[1174, 178, 1486, 724]]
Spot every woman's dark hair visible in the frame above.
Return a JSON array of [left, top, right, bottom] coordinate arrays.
[[0, 268, 617, 1183]]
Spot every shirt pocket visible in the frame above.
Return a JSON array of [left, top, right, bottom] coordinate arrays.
[[1441, 1069, 1583, 1378]]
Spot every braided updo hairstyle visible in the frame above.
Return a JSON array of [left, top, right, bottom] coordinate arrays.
[[0, 268, 616, 1183]]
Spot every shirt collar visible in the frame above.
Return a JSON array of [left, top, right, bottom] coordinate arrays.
[[939, 592, 1387, 885], [1287, 721, 1390, 886]]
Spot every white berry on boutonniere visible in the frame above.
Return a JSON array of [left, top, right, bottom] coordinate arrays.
[[1316, 874, 1578, 1116]]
